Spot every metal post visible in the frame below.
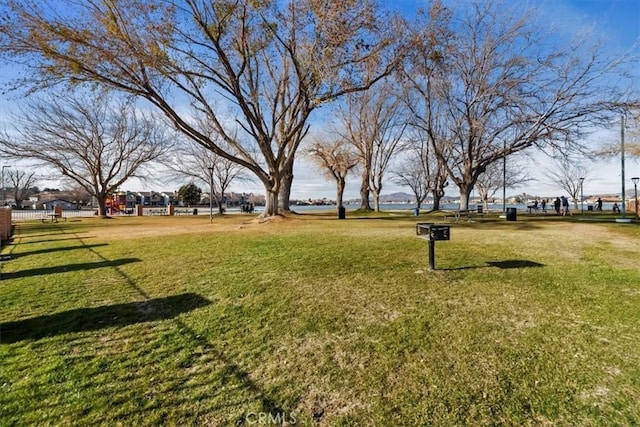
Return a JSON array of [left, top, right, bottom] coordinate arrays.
[[633, 177, 639, 220], [208, 166, 214, 224], [621, 115, 626, 219], [579, 177, 584, 214], [502, 141, 506, 213], [428, 240, 436, 270]]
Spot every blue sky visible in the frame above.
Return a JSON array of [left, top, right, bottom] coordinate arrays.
[[1, 0, 639, 200], [281, 0, 640, 201]]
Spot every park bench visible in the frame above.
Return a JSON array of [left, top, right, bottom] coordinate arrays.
[[41, 212, 66, 223], [443, 206, 484, 223]]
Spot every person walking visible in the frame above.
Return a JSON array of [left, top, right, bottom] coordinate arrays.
[[553, 197, 561, 215], [561, 195, 572, 216], [541, 198, 547, 214]]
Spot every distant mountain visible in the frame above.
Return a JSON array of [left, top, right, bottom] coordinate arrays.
[[378, 192, 415, 203], [346, 192, 417, 204]]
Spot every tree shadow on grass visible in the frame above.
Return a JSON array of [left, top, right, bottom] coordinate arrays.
[[17, 236, 97, 245], [0, 293, 211, 344], [9, 243, 109, 259], [1, 258, 141, 280]]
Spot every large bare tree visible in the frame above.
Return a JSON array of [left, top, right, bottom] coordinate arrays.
[[0, 0, 402, 217], [6, 169, 37, 209], [305, 138, 358, 209], [338, 78, 408, 211], [405, 1, 637, 210], [0, 94, 172, 216]]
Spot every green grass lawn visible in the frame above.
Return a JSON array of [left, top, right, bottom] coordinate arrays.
[[1, 212, 639, 425]]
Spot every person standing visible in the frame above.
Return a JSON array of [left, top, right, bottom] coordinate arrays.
[[553, 197, 561, 215], [597, 197, 603, 211], [541, 198, 547, 213]]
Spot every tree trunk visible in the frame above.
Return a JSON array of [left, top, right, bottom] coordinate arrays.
[[278, 167, 293, 212], [458, 184, 472, 211], [432, 192, 442, 211], [96, 193, 108, 217], [359, 170, 372, 210], [372, 189, 381, 212], [263, 184, 280, 217], [336, 178, 346, 208]]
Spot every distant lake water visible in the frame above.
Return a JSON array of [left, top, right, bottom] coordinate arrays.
[[281, 202, 621, 213]]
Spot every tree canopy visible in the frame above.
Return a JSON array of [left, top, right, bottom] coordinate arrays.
[[0, 0, 402, 216], [404, 1, 638, 209], [0, 94, 172, 216]]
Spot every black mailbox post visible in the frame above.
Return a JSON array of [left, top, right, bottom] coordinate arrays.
[[416, 223, 450, 270]]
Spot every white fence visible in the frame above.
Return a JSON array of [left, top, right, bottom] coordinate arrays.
[[11, 209, 98, 221]]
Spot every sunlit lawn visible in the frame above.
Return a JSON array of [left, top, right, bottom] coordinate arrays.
[[1, 211, 639, 425]]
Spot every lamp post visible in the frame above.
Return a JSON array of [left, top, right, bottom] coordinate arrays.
[[1, 165, 10, 207], [632, 177, 639, 220], [579, 177, 584, 214], [502, 140, 506, 213], [208, 167, 214, 224], [620, 115, 626, 219]]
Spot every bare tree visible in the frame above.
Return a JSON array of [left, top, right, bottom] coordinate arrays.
[[65, 185, 93, 209], [339, 78, 409, 211], [391, 152, 427, 210], [0, 94, 172, 216], [545, 157, 590, 210], [475, 158, 532, 211], [0, 0, 403, 217], [165, 140, 251, 215], [6, 169, 37, 209], [404, 1, 637, 210], [305, 138, 358, 209], [404, 128, 450, 211]]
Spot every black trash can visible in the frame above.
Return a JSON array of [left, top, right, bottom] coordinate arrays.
[[587, 205, 594, 211], [477, 205, 483, 214], [506, 207, 517, 221], [193, 208, 198, 215], [338, 206, 346, 219]]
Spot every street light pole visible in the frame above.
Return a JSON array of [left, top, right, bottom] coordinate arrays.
[[502, 140, 506, 213], [1, 165, 10, 207], [208, 167, 214, 224], [621, 115, 626, 219], [579, 177, 584, 214], [632, 177, 639, 221]]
